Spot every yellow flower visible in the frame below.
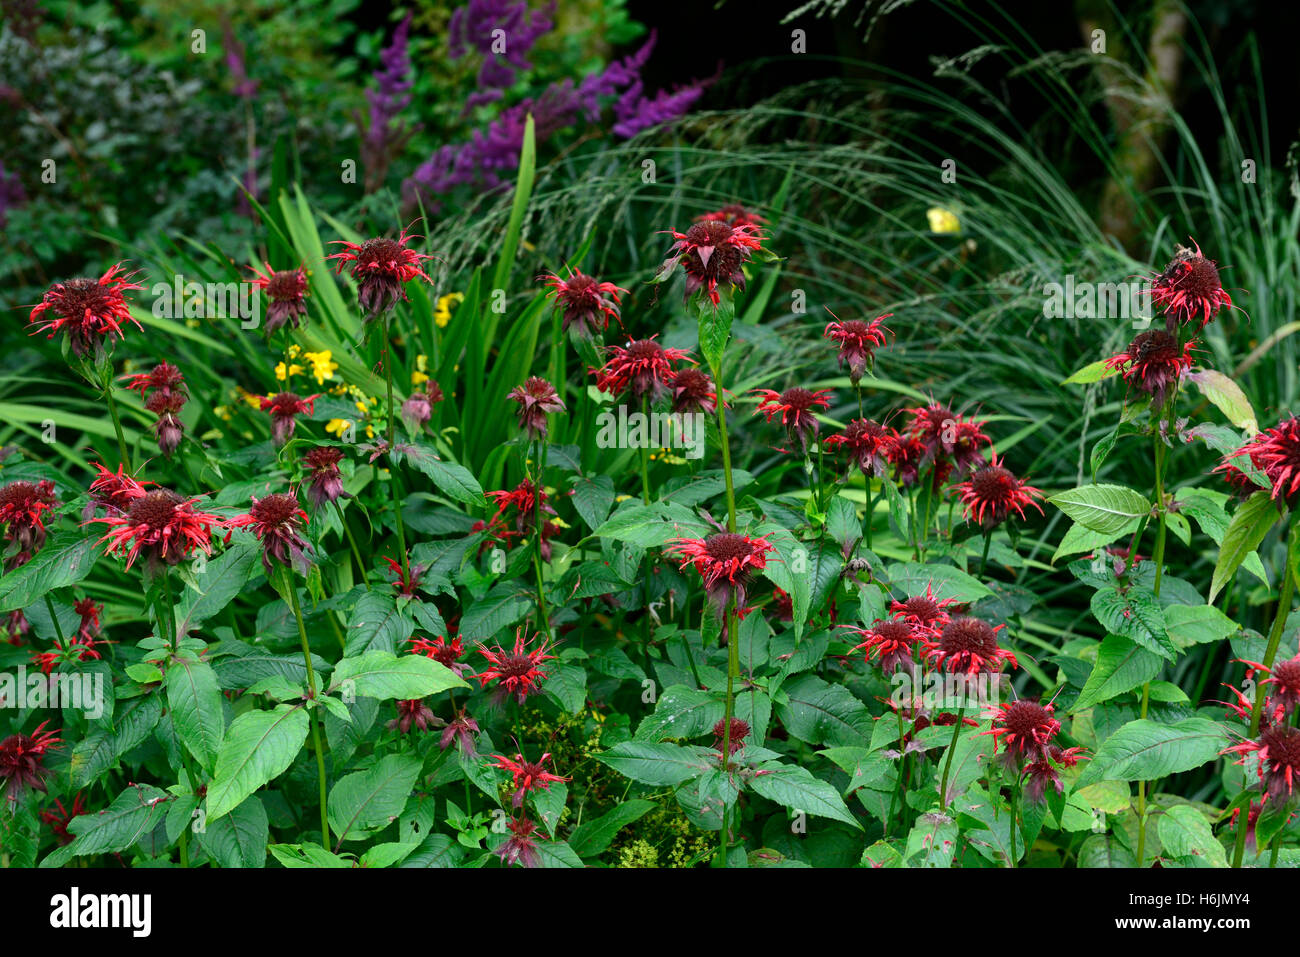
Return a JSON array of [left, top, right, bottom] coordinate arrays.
[[434, 291, 464, 329], [354, 399, 369, 415], [287, 344, 302, 358], [326, 419, 353, 438], [302, 350, 338, 386], [926, 206, 961, 235], [412, 354, 429, 385], [236, 386, 264, 408], [275, 361, 304, 382]]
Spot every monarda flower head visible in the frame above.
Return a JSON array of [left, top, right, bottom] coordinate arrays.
[[0, 479, 58, 569], [670, 368, 718, 415], [904, 402, 990, 473], [847, 618, 927, 673], [487, 479, 556, 537], [29, 262, 143, 357], [890, 584, 959, 633], [951, 454, 1044, 529], [824, 418, 894, 478], [754, 388, 833, 455], [490, 750, 570, 808], [260, 392, 319, 447], [0, 721, 61, 804], [402, 380, 445, 433], [658, 220, 764, 305], [924, 616, 1018, 676], [327, 226, 433, 318], [1213, 448, 1268, 501], [227, 492, 312, 575], [1233, 417, 1300, 505], [84, 462, 151, 519], [541, 268, 627, 340], [147, 389, 186, 457], [39, 792, 87, 846], [496, 816, 542, 868], [667, 531, 775, 615], [824, 313, 892, 385], [1104, 329, 1194, 409], [409, 634, 470, 678], [1224, 724, 1300, 806], [249, 262, 310, 333], [711, 716, 750, 756], [92, 488, 224, 571], [123, 362, 186, 402], [695, 204, 766, 231], [300, 446, 348, 508], [507, 376, 566, 441], [476, 628, 554, 706], [984, 699, 1061, 769], [388, 698, 436, 735], [1151, 241, 1233, 332], [593, 337, 692, 404]]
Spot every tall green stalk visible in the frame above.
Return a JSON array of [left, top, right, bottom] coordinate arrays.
[[287, 582, 331, 849], [710, 358, 740, 866], [382, 316, 411, 588]]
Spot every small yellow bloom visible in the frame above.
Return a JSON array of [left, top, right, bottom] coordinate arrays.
[[287, 344, 302, 358], [236, 387, 263, 408], [926, 206, 961, 235], [302, 350, 338, 386], [412, 354, 429, 385], [326, 418, 353, 438], [274, 361, 304, 382], [434, 291, 464, 329], [354, 399, 369, 415]]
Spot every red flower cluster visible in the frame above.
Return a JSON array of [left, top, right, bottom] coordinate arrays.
[[824, 312, 892, 385], [1105, 329, 1194, 409], [542, 268, 627, 340], [249, 262, 310, 333], [490, 751, 569, 808], [261, 392, 319, 447], [126, 362, 189, 457], [92, 487, 224, 571], [327, 227, 433, 317], [753, 387, 833, 454], [950, 454, 1044, 529], [0, 479, 59, 570], [0, 721, 61, 804], [477, 628, 554, 705], [593, 337, 693, 404], [227, 492, 312, 574], [300, 446, 348, 509], [1150, 240, 1233, 332], [923, 616, 1018, 676], [1232, 417, 1300, 505], [659, 220, 764, 305], [29, 262, 143, 356], [507, 376, 566, 441], [667, 531, 775, 615]]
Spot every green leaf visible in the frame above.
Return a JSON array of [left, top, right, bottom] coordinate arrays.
[[749, 762, 861, 829], [595, 741, 710, 786], [345, 591, 410, 655], [1077, 832, 1137, 868], [542, 662, 587, 714], [165, 658, 226, 771], [567, 800, 656, 857], [1090, 587, 1176, 660], [1052, 518, 1138, 563], [775, 674, 873, 748], [43, 784, 171, 864], [1049, 484, 1152, 535], [697, 290, 736, 370], [1073, 635, 1164, 710], [331, 650, 468, 700], [69, 694, 163, 788], [1164, 604, 1238, 650], [174, 542, 261, 637], [1076, 718, 1230, 787], [885, 562, 994, 604], [1062, 359, 1121, 386], [634, 686, 723, 742], [0, 533, 103, 612], [201, 796, 269, 868], [458, 584, 532, 640], [592, 501, 711, 548], [1186, 369, 1258, 434], [1157, 805, 1227, 867], [328, 754, 424, 843], [1211, 491, 1279, 603], [399, 446, 487, 509], [206, 704, 311, 821]]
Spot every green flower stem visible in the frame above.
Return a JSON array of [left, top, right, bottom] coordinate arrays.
[[938, 705, 965, 808], [1232, 510, 1300, 867], [1008, 777, 1020, 868], [710, 359, 740, 867], [531, 439, 552, 639], [1137, 404, 1172, 867], [104, 382, 132, 473], [382, 316, 412, 588], [287, 581, 331, 849], [332, 500, 370, 591], [864, 479, 874, 551], [980, 529, 993, 579]]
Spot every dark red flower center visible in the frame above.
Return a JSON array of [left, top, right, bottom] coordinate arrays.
[[939, 617, 998, 658], [1164, 254, 1222, 298], [303, 447, 343, 471], [626, 339, 664, 361], [357, 237, 405, 267], [1002, 700, 1054, 738], [872, 620, 916, 645], [897, 597, 942, 622], [1261, 725, 1300, 770], [704, 533, 756, 562], [265, 271, 306, 300], [780, 388, 822, 413], [250, 493, 302, 527], [0, 482, 48, 509], [1129, 330, 1181, 365], [127, 489, 183, 529], [1272, 659, 1300, 693], [49, 278, 114, 318], [970, 466, 1017, 500]]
